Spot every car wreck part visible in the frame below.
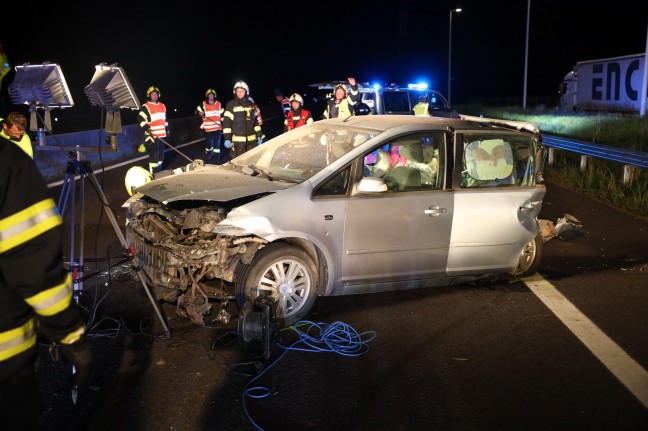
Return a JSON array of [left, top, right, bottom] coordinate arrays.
[[235, 243, 319, 326], [126, 201, 268, 321], [237, 295, 279, 359], [538, 213, 587, 242]]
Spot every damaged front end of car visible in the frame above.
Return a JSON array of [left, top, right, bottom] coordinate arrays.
[[125, 198, 267, 325]]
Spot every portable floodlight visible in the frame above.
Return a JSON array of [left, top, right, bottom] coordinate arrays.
[[8, 62, 74, 143], [84, 63, 140, 150]]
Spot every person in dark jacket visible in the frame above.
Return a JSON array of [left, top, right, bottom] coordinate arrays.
[[0, 134, 91, 431], [222, 81, 263, 157]]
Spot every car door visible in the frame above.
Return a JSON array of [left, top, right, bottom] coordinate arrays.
[[339, 132, 453, 292], [446, 132, 545, 275]]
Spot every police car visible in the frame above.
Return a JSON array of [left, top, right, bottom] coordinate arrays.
[[308, 81, 459, 118]]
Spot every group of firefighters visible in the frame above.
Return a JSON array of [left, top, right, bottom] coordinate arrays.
[[136, 77, 360, 173]]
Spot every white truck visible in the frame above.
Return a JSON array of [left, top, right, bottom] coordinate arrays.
[[559, 53, 647, 113]]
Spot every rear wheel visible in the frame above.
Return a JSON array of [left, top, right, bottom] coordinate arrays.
[[511, 233, 543, 277], [235, 243, 318, 325]]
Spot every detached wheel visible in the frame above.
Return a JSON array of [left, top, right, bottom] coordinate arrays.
[[511, 233, 543, 277], [235, 243, 318, 325]]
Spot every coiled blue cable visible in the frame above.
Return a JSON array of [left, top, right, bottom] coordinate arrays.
[[243, 320, 376, 431]]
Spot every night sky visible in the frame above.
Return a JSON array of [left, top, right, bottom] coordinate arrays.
[[1, 0, 647, 122]]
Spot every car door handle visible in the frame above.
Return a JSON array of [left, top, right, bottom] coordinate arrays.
[[519, 201, 540, 213], [424, 205, 447, 217]]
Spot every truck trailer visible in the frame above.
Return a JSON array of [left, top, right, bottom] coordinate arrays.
[[559, 53, 647, 113]]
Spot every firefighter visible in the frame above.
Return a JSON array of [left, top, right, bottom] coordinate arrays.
[[137, 86, 169, 173], [222, 81, 263, 157], [413, 95, 430, 116], [0, 134, 91, 431], [284, 93, 313, 132], [323, 77, 359, 119], [195, 88, 223, 162], [0, 112, 33, 158]]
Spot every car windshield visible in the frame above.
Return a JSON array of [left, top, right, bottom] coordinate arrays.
[[227, 124, 380, 182]]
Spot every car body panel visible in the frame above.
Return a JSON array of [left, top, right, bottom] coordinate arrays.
[[135, 166, 290, 203]]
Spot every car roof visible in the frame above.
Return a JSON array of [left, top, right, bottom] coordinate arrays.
[[317, 114, 540, 135]]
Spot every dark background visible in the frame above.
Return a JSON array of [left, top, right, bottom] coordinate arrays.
[[2, 0, 648, 129]]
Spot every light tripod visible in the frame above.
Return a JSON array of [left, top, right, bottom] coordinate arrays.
[[57, 153, 171, 338]]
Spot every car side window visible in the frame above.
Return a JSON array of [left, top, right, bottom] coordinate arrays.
[[461, 134, 536, 188], [314, 165, 352, 197], [362, 133, 444, 192]]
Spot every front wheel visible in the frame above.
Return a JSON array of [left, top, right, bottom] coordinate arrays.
[[235, 243, 318, 325], [511, 233, 543, 277]]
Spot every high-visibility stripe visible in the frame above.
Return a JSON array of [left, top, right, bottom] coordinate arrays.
[[60, 325, 86, 345], [24, 273, 73, 316], [0, 319, 36, 361], [224, 111, 234, 120], [232, 134, 258, 142], [0, 199, 61, 254]]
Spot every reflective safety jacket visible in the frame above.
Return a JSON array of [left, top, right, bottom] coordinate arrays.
[[197, 100, 223, 132], [138, 101, 168, 143], [0, 137, 85, 382], [284, 108, 314, 132], [323, 84, 360, 119], [222, 97, 262, 144], [413, 102, 430, 116]]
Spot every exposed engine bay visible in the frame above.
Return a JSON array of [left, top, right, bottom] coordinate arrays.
[[126, 199, 267, 325]]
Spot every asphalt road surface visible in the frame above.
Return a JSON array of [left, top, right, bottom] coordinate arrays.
[[36, 139, 648, 431]]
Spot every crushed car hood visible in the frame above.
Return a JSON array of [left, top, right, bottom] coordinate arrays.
[[134, 166, 290, 203]]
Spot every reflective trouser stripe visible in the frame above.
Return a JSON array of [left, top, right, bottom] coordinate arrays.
[[0, 199, 61, 254], [25, 273, 73, 317], [0, 319, 36, 361], [232, 135, 257, 142]]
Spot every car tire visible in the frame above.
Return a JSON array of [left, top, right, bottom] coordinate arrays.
[[235, 243, 318, 325], [511, 233, 543, 277]]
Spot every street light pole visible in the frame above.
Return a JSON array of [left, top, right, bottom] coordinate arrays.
[[448, 8, 462, 106], [523, 0, 531, 109]]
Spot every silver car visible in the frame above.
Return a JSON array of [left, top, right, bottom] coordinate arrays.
[[125, 115, 549, 325]]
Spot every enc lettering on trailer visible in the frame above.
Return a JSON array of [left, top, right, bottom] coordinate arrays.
[[590, 60, 641, 102]]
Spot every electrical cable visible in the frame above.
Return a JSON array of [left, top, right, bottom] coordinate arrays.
[[241, 320, 376, 431]]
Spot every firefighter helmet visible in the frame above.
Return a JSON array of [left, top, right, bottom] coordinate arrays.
[[124, 166, 153, 196], [205, 88, 217, 98], [233, 81, 249, 95], [289, 93, 304, 105], [334, 83, 347, 96], [146, 86, 161, 98]]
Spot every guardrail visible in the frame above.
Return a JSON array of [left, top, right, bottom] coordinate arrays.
[[541, 134, 648, 185]]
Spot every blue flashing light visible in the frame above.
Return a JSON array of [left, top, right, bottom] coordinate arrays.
[[408, 82, 429, 90], [372, 83, 382, 90]]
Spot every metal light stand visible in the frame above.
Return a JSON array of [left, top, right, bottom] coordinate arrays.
[[57, 152, 171, 338]]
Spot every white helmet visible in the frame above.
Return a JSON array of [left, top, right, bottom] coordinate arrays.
[[125, 166, 153, 196], [233, 81, 249, 95], [289, 93, 304, 105]]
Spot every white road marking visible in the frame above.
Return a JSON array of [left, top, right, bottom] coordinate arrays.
[[524, 273, 648, 410]]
